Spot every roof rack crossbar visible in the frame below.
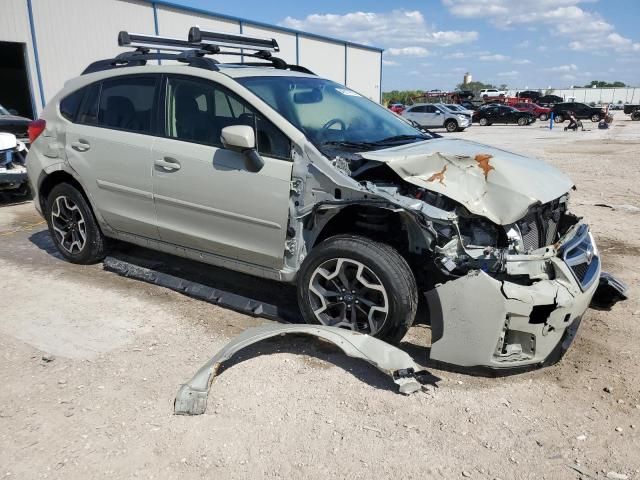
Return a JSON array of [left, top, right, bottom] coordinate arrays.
[[82, 50, 220, 75], [118, 31, 221, 53], [188, 27, 279, 52]]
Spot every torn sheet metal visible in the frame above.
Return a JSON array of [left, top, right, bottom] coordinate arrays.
[[175, 324, 429, 415], [360, 138, 574, 225]]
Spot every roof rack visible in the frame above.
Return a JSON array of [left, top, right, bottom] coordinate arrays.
[[82, 28, 313, 76], [188, 27, 279, 52]]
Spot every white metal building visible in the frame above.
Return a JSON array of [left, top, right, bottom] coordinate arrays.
[[0, 0, 383, 119]]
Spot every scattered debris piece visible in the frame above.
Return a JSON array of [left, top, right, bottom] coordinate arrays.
[[174, 324, 436, 415]]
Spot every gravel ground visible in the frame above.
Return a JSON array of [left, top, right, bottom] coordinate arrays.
[[0, 113, 638, 480]]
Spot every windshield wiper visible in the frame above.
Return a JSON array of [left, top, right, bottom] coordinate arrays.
[[374, 134, 430, 144], [321, 140, 379, 149]]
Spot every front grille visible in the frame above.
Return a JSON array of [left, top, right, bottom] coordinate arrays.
[[562, 224, 600, 291], [517, 199, 566, 250]]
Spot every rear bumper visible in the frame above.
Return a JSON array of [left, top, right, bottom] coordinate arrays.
[[425, 223, 600, 372]]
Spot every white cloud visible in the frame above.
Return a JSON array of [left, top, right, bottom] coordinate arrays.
[[516, 40, 530, 48], [382, 59, 399, 66], [281, 10, 478, 50], [561, 74, 577, 81], [444, 51, 467, 59], [479, 54, 510, 61], [386, 46, 430, 57], [497, 70, 519, 77], [545, 63, 578, 73], [443, 0, 640, 53], [513, 59, 532, 65]]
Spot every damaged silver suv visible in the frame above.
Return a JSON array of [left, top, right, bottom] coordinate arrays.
[[27, 29, 608, 371]]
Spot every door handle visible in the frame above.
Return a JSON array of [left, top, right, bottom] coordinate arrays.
[[155, 157, 181, 172], [71, 140, 90, 152]]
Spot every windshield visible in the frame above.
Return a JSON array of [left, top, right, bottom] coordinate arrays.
[[237, 76, 431, 151], [0, 105, 9, 116], [446, 104, 463, 112]]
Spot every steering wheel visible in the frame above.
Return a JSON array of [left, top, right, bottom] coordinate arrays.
[[321, 118, 346, 131]]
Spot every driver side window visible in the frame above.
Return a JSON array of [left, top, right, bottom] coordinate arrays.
[[165, 76, 291, 160]]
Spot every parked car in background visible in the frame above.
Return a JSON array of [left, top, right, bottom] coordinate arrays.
[[473, 105, 536, 126], [513, 102, 551, 121], [551, 102, 605, 123], [516, 90, 541, 101], [537, 94, 564, 106], [401, 103, 471, 132], [479, 88, 506, 99], [0, 104, 31, 142], [459, 100, 478, 111], [388, 103, 405, 114], [623, 104, 640, 115], [445, 103, 475, 117], [0, 132, 29, 194]]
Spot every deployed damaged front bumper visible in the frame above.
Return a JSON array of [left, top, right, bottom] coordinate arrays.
[[426, 223, 600, 373]]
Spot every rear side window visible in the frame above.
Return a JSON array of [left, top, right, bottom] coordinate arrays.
[[60, 88, 84, 121], [98, 77, 156, 134]]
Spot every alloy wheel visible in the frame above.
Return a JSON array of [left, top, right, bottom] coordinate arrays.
[[50, 195, 87, 254], [308, 258, 389, 335]]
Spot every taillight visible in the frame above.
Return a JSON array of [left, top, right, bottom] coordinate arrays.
[[28, 119, 46, 143]]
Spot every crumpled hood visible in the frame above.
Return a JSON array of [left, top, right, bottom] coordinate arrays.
[[360, 138, 574, 225]]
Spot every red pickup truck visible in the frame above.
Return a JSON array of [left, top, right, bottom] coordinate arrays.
[[512, 102, 551, 121]]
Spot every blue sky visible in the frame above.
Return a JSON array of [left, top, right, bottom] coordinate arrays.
[[166, 0, 640, 91]]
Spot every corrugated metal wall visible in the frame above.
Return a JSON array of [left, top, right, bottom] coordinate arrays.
[[7, 0, 383, 113]]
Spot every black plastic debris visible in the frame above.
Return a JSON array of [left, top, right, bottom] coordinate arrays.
[[590, 271, 628, 310]]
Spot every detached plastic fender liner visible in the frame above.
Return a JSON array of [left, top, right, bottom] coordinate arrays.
[[174, 324, 431, 415]]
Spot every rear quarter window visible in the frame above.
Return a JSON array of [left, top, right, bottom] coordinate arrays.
[[60, 88, 85, 121]]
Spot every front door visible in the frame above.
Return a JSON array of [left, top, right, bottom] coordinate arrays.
[[65, 75, 160, 239], [151, 75, 293, 270]]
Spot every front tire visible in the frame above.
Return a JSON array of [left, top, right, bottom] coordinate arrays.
[[517, 117, 528, 126], [445, 120, 458, 132], [479, 117, 489, 126], [297, 235, 418, 344], [555, 114, 564, 123], [591, 114, 600, 123], [45, 183, 107, 264], [539, 113, 548, 121]]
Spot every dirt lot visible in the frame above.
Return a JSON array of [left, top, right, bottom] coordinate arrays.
[[1, 114, 638, 480]]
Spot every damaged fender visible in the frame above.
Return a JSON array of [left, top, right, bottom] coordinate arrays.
[[174, 324, 430, 415]]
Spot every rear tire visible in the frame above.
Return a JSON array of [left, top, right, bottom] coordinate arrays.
[[479, 117, 489, 126], [539, 113, 548, 121], [297, 234, 418, 344], [445, 120, 458, 132], [591, 114, 600, 123], [631, 111, 640, 121], [555, 114, 564, 123], [45, 183, 107, 264]]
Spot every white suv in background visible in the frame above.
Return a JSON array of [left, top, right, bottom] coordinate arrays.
[[480, 88, 507, 98], [401, 103, 471, 132]]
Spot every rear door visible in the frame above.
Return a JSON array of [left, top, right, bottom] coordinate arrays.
[[64, 75, 160, 239], [403, 105, 428, 125], [151, 74, 293, 269]]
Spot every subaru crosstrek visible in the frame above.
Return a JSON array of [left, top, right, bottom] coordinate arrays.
[[26, 28, 605, 371]]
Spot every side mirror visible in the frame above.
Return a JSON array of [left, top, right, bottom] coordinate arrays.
[[220, 125, 264, 173]]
